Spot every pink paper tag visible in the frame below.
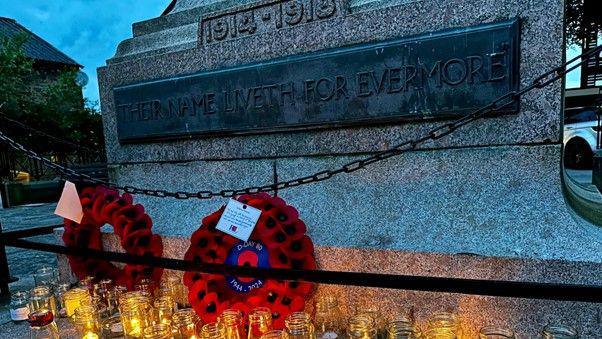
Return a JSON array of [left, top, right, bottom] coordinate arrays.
[[54, 181, 83, 223]]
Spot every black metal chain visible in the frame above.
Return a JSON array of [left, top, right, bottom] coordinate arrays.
[[1, 46, 601, 200]]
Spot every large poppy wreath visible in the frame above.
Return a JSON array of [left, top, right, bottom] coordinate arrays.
[[62, 186, 164, 290], [184, 193, 316, 328]]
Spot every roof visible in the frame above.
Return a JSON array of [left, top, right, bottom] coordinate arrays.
[[0, 16, 80, 67]]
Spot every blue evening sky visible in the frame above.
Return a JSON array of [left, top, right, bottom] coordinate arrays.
[[1, 1, 587, 108], [1, 1, 168, 107]]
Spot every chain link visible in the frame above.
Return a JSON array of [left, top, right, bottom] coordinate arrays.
[[1, 46, 600, 200]]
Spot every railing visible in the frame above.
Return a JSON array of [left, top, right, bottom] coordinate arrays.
[[0, 222, 601, 303]]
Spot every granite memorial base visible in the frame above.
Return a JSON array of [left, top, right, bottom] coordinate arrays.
[[75, 0, 602, 337]]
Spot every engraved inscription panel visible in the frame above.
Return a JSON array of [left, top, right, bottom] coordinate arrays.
[[200, 0, 341, 44], [115, 20, 520, 143]]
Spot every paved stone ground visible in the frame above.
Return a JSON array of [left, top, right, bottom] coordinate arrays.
[[0, 203, 61, 326]]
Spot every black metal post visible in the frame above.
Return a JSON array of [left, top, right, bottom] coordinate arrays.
[[0, 221, 18, 300]]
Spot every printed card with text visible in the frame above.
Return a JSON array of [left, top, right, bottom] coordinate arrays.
[[216, 199, 262, 241]]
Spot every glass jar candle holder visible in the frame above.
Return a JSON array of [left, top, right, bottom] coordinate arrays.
[[28, 309, 60, 339], [478, 325, 515, 339], [121, 293, 153, 338], [314, 295, 343, 339], [386, 320, 421, 339], [29, 285, 58, 318], [10, 290, 30, 322], [260, 330, 288, 339], [63, 287, 91, 318], [166, 275, 188, 309], [102, 315, 125, 339], [74, 305, 101, 339], [426, 312, 460, 336], [347, 314, 377, 339], [172, 308, 201, 339], [55, 283, 71, 318], [423, 329, 456, 339], [143, 324, 173, 339], [200, 322, 226, 339], [135, 279, 155, 298], [218, 309, 245, 339], [33, 266, 58, 288], [248, 307, 273, 339], [285, 312, 316, 339], [541, 324, 578, 339], [154, 296, 175, 326]]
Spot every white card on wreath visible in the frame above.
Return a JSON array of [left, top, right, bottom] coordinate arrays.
[[216, 199, 262, 241]]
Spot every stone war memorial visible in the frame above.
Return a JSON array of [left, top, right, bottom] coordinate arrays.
[[2, 0, 599, 338]]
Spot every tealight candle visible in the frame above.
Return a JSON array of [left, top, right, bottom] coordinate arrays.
[[63, 288, 91, 317]]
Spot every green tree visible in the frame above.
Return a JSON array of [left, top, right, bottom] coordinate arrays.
[[0, 34, 104, 159], [566, 0, 601, 47]]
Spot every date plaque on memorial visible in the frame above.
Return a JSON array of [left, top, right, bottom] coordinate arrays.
[[113, 20, 519, 143]]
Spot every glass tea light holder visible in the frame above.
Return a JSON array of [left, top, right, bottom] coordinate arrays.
[[248, 307, 273, 339], [9, 290, 30, 322], [200, 322, 226, 339], [314, 295, 343, 339], [29, 285, 58, 318], [285, 312, 316, 339], [74, 305, 101, 339], [426, 312, 460, 337], [63, 287, 91, 318], [260, 330, 288, 339], [347, 314, 377, 339], [143, 324, 173, 339], [423, 328, 456, 339], [166, 275, 188, 309], [218, 309, 245, 339], [102, 315, 125, 339], [33, 266, 59, 287], [121, 294, 153, 338], [478, 325, 515, 339], [171, 308, 201, 339], [154, 296, 175, 325], [385, 320, 421, 339], [28, 309, 60, 339], [541, 324, 578, 339]]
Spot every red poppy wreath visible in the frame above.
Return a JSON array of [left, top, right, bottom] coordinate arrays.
[[184, 193, 316, 328], [62, 186, 163, 290]]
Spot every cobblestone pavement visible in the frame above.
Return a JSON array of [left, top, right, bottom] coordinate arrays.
[[0, 203, 61, 325]]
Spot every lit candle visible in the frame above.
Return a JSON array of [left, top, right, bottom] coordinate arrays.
[[129, 318, 142, 337], [82, 332, 99, 339]]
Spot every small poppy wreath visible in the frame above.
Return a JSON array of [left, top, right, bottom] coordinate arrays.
[[62, 186, 164, 290], [184, 193, 316, 328]]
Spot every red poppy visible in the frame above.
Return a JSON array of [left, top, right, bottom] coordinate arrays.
[[112, 204, 145, 226], [121, 229, 153, 253], [281, 220, 307, 240], [183, 271, 205, 288], [264, 229, 291, 250], [190, 229, 215, 251], [268, 247, 291, 269], [80, 187, 97, 199], [80, 197, 94, 211], [270, 303, 291, 329], [285, 236, 314, 260], [274, 205, 299, 224], [191, 291, 227, 323], [229, 302, 251, 321], [284, 280, 313, 297], [201, 208, 225, 232], [122, 214, 153, 236], [279, 294, 305, 312], [101, 197, 130, 223], [255, 214, 282, 238]]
